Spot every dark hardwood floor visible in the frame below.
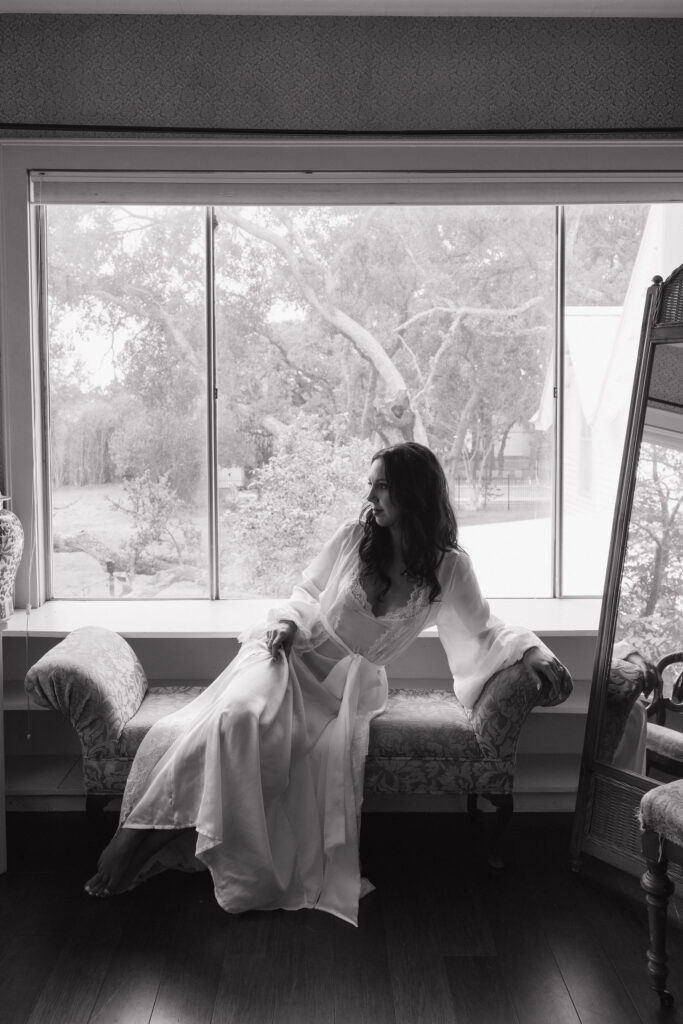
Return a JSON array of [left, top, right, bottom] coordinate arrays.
[[1, 810, 681, 1024]]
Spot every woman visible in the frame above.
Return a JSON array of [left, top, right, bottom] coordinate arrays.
[[85, 442, 566, 925]]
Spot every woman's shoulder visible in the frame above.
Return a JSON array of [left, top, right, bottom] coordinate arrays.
[[339, 518, 363, 539], [304, 519, 362, 580], [436, 546, 474, 587], [439, 545, 470, 569], [327, 518, 364, 550]]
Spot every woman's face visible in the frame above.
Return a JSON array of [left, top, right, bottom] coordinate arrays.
[[367, 457, 402, 530]]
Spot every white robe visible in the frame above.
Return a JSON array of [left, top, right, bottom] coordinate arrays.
[[119, 521, 548, 925]]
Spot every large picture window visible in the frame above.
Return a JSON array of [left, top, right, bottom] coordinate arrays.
[[40, 194, 658, 600]]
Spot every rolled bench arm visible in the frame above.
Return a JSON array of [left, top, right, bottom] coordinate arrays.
[[470, 658, 573, 761], [24, 625, 148, 748]]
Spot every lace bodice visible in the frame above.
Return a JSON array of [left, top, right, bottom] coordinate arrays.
[[269, 520, 551, 707], [347, 573, 428, 622], [317, 571, 432, 666]]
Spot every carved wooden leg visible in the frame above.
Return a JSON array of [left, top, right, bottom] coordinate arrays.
[[486, 793, 514, 870], [641, 832, 675, 1007]]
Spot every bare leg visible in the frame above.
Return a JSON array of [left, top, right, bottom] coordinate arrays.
[[84, 825, 194, 897]]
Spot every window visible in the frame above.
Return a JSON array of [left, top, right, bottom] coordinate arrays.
[[4, 142, 681, 610], [39, 196, 656, 600], [46, 204, 209, 599]]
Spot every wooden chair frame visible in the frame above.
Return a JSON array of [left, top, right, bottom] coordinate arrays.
[[641, 828, 683, 1006]]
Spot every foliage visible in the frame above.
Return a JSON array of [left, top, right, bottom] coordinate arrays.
[[109, 405, 204, 501], [224, 417, 374, 592], [616, 442, 683, 661], [564, 205, 649, 305], [109, 471, 202, 586], [50, 392, 123, 487], [616, 606, 682, 664]]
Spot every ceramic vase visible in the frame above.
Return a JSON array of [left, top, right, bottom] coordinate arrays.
[[0, 495, 23, 625]]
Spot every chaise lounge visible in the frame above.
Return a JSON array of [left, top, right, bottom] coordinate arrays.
[[24, 624, 573, 865]]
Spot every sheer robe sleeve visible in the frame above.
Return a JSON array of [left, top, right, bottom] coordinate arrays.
[[265, 522, 357, 642], [436, 549, 554, 708]]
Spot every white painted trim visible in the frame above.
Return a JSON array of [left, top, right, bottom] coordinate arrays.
[[0, 596, 601, 638], [5, 136, 683, 609], [29, 169, 683, 205], [644, 405, 683, 452]]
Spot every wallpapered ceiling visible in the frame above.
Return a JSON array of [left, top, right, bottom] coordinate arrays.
[[1, 14, 682, 134]]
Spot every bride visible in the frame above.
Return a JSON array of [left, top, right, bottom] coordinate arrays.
[[84, 442, 566, 926]]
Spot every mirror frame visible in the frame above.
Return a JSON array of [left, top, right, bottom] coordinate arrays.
[[571, 265, 683, 879]]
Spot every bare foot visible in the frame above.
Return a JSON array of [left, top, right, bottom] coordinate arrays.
[[84, 826, 194, 897], [84, 827, 146, 897]]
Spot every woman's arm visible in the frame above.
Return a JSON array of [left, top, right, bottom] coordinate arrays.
[[266, 619, 298, 660], [264, 521, 359, 645], [436, 549, 565, 707], [521, 645, 572, 704]]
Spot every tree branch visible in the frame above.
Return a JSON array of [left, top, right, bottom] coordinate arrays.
[[394, 296, 543, 334], [224, 210, 429, 444]]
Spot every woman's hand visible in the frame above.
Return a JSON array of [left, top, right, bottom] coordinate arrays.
[[266, 620, 298, 661], [523, 646, 567, 702]]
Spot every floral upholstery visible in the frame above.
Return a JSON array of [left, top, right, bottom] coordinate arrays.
[[24, 625, 148, 748], [471, 655, 572, 750], [598, 656, 649, 763], [365, 659, 571, 797], [368, 688, 482, 760], [647, 723, 683, 765], [25, 627, 572, 802], [83, 685, 207, 795], [639, 779, 683, 846], [116, 685, 206, 758]]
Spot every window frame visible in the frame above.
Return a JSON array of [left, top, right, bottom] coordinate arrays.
[[4, 136, 683, 610]]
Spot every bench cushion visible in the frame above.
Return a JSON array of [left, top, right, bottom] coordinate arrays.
[[83, 685, 511, 798], [365, 688, 512, 796], [118, 685, 208, 758], [640, 779, 683, 846], [647, 722, 683, 765], [368, 688, 480, 759]]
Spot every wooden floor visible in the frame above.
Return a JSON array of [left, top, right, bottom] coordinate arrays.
[[1, 811, 682, 1024]]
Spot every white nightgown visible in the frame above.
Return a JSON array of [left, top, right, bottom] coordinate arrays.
[[119, 521, 550, 925]]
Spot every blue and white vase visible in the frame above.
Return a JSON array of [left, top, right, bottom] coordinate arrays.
[[0, 495, 23, 625]]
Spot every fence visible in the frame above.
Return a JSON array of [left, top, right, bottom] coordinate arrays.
[[452, 475, 551, 512]]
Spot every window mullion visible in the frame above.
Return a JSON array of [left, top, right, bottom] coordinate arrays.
[[34, 203, 50, 605], [552, 205, 566, 598], [205, 206, 219, 600]]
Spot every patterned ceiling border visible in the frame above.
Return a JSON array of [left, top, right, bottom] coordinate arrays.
[[2, 15, 683, 134]]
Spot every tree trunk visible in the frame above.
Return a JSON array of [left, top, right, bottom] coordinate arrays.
[[222, 210, 429, 446], [445, 390, 479, 493], [644, 536, 667, 617]]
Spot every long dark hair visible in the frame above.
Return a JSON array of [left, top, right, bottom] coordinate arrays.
[[358, 442, 459, 603]]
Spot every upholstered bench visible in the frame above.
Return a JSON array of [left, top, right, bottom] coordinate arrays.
[[24, 625, 572, 864]]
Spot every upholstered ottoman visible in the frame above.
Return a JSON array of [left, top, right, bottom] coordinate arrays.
[[25, 625, 572, 864], [639, 780, 683, 1006], [646, 724, 683, 780]]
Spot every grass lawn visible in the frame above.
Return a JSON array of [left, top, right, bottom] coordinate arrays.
[[49, 484, 608, 600]]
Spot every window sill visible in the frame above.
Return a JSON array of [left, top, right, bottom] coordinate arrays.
[[1, 597, 602, 640]]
